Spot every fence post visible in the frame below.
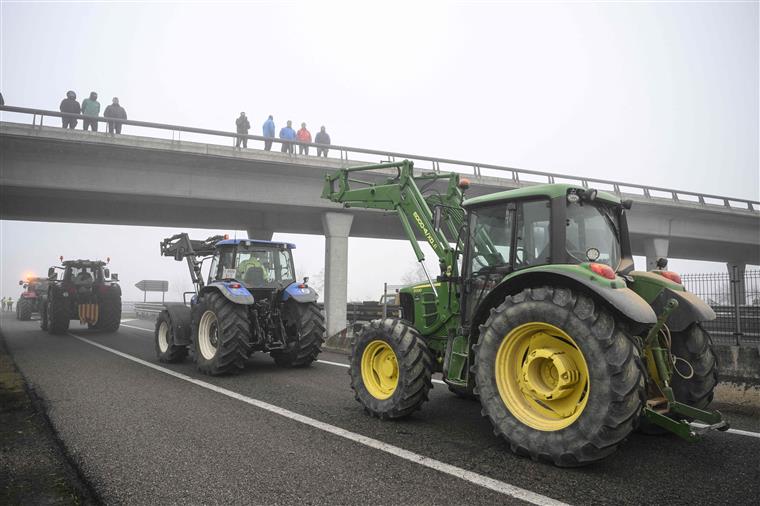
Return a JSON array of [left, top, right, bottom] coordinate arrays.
[[382, 282, 388, 320], [730, 264, 743, 345]]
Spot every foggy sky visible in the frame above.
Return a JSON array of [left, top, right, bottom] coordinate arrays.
[[1, 1, 758, 302]]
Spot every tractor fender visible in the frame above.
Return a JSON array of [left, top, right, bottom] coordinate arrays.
[[200, 282, 254, 305], [474, 267, 657, 331], [163, 304, 193, 345], [281, 282, 319, 303], [652, 288, 716, 332]]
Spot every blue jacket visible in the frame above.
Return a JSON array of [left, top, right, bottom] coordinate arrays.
[[263, 118, 275, 138], [279, 126, 296, 140]]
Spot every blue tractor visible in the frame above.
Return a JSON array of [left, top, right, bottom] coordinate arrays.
[[155, 233, 324, 375]]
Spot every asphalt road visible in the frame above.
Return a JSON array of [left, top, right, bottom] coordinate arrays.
[[1, 312, 758, 505]]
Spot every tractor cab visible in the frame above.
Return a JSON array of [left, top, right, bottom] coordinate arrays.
[[208, 239, 296, 292], [463, 185, 634, 278]]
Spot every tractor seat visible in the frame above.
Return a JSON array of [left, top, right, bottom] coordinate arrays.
[[74, 272, 94, 285], [243, 267, 266, 286]]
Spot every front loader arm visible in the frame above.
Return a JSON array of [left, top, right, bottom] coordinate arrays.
[[160, 233, 223, 292], [322, 160, 461, 280]]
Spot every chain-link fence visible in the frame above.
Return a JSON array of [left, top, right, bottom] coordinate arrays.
[[682, 270, 760, 345]]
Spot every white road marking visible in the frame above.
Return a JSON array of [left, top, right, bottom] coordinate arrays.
[[68, 332, 567, 505], [692, 423, 760, 439], [109, 324, 760, 439]]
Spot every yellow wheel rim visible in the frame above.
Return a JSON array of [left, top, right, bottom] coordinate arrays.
[[361, 340, 399, 400], [495, 322, 590, 431]]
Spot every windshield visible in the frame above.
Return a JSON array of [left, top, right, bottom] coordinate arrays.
[[565, 201, 621, 269], [232, 247, 295, 288]]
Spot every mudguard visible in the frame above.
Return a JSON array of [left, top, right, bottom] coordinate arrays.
[[499, 265, 657, 325], [163, 303, 193, 345], [281, 283, 319, 303], [628, 271, 715, 332], [201, 281, 254, 305]]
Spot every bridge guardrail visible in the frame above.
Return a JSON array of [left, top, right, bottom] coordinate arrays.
[[1, 104, 757, 213]]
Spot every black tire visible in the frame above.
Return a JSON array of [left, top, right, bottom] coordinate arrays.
[[447, 382, 478, 400], [191, 291, 251, 375], [39, 298, 48, 331], [96, 296, 121, 332], [349, 318, 434, 419], [47, 296, 70, 334], [16, 298, 33, 321], [670, 323, 718, 409], [474, 286, 645, 467], [155, 311, 188, 363], [271, 301, 325, 367]]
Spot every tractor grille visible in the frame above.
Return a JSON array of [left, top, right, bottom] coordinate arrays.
[[400, 293, 414, 324]]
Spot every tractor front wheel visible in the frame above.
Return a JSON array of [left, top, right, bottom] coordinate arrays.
[[155, 311, 188, 363], [271, 301, 325, 367], [349, 319, 433, 419], [670, 323, 718, 409], [474, 286, 645, 467], [192, 292, 251, 375]]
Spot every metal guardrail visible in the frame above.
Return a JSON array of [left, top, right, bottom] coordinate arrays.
[[1, 104, 757, 212]]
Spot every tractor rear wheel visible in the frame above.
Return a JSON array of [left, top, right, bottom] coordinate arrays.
[[16, 298, 33, 321], [96, 296, 121, 332], [39, 299, 48, 331], [349, 318, 433, 419], [474, 286, 645, 467], [155, 311, 188, 363], [47, 297, 70, 335], [271, 301, 325, 367], [192, 291, 251, 375]]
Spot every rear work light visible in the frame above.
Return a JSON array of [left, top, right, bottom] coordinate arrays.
[[588, 263, 616, 280], [655, 270, 682, 285]]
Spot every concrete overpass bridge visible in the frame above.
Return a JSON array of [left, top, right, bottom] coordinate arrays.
[[2, 106, 758, 335]]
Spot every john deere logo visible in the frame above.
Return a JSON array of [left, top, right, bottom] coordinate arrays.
[[413, 211, 438, 251]]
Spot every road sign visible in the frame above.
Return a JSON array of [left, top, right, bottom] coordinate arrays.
[[135, 280, 169, 292]]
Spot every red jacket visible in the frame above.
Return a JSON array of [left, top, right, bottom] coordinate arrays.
[[296, 128, 312, 142]]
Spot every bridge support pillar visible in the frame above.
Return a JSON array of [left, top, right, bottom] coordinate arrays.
[[644, 237, 670, 271], [247, 228, 274, 241], [727, 262, 747, 305], [322, 212, 354, 338]]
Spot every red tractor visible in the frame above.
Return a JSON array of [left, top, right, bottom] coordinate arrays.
[[16, 277, 49, 321]]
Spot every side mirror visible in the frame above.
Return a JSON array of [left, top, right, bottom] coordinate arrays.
[[48, 267, 56, 280], [111, 273, 119, 282], [18, 280, 23, 285], [104, 268, 110, 278], [303, 276, 309, 284], [433, 206, 443, 231]]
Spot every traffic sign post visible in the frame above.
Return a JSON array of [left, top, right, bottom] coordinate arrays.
[[135, 280, 169, 302]]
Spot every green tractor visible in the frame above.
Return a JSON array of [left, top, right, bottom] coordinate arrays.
[[322, 160, 726, 466]]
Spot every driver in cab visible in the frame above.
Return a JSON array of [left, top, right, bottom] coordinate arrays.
[[237, 253, 272, 286]]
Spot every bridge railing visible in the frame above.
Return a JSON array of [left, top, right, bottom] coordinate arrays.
[[2, 104, 757, 213]]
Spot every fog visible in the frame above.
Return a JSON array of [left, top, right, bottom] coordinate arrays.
[[1, 1, 758, 302]]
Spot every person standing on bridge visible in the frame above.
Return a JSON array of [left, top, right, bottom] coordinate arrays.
[[81, 91, 101, 131], [315, 126, 331, 157], [279, 120, 296, 154], [296, 122, 312, 155], [235, 112, 251, 149], [262, 115, 275, 151], [59, 90, 81, 129], [104, 97, 127, 135]]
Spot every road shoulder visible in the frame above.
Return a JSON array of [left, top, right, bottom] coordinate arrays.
[[0, 327, 98, 505]]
